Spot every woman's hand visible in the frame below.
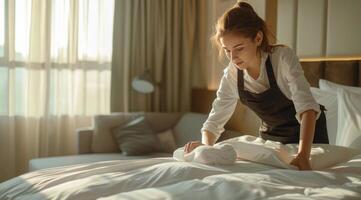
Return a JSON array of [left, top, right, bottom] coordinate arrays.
[[184, 141, 204, 154], [290, 153, 312, 170]]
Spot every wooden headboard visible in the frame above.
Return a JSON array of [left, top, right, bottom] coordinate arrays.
[[301, 60, 361, 87], [191, 59, 361, 141]]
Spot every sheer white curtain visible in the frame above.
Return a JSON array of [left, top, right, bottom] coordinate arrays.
[[0, 0, 114, 181]]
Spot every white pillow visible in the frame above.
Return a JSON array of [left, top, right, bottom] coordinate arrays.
[[319, 79, 361, 94], [310, 87, 338, 144], [336, 88, 361, 150], [318, 79, 361, 149], [219, 135, 361, 170]]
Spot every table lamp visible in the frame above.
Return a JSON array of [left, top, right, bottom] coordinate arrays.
[[131, 69, 154, 94]]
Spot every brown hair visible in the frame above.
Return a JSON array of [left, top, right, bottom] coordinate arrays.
[[211, 2, 276, 58]]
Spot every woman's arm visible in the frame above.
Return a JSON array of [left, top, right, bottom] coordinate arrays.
[[280, 46, 321, 124], [185, 66, 238, 153], [201, 130, 217, 146], [290, 109, 317, 170], [184, 130, 217, 153], [298, 110, 317, 158], [201, 67, 238, 142], [279, 47, 320, 170]]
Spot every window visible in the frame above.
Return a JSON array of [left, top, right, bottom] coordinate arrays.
[[14, 0, 31, 61], [0, 0, 114, 116], [0, 0, 4, 57], [0, 68, 7, 114], [78, 0, 114, 62]]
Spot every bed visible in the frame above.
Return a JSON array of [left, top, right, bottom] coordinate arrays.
[[1, 59, 361, 200], [1, 141, 361, 199]]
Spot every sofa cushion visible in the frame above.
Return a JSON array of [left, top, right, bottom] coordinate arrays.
[[144, 113, 182, 133], [92, 112, 181, 153], [157, 129, 178, 153], [92, 112, 142, 153], [112, 116, 161, 156], [29, 153, 172, 172], [173, 112, 208, 147]]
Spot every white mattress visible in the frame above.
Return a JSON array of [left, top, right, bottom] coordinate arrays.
[[1, 153, 361, 200]]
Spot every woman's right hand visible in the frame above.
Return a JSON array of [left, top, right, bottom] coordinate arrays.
[[184, 141, 204, 154]]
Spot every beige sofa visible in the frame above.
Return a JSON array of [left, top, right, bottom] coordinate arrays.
[[29, 112, 212, 171]]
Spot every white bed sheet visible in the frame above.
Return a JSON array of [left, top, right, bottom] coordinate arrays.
[[1, 153, 361, 200]]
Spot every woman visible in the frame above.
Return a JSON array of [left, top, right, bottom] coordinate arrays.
[[184, 2, 328, 170]]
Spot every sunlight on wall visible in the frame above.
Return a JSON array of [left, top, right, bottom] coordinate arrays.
[[0, 0, 4, 57]]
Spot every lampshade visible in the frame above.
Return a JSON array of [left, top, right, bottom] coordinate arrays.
[[131, 70, 154, 94]]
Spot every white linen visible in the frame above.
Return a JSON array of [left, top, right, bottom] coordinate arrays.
[[319, 79, 361, 94], [202, 46, 321, 140], [0, 158, 275, 200], [1, 145, 360, 200], [101, 168, 361, 200], [318, 79, 361, 149], [173, 144, 237, 165], [219, 135, 295, 169], [336, 88, 361, 149], [218, 135, 361, 170], [310, 87, 338, 144]]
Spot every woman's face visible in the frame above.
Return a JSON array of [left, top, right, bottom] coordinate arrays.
[[220, 31, 262, 70]]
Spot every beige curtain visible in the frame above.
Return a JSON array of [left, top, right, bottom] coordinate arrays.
[[111, 0, 207, 113], [0, 0, 114, 182]]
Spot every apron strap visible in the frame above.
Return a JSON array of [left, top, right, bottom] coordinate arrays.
[[237, 56, 277, 90], [237, 69, 244, 90], [265, 56, 278, 88]]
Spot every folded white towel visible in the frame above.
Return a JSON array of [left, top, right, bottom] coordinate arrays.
[[173, 143, 237, 165]]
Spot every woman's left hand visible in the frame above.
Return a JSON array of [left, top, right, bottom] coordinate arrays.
[[290, 153, 312, 171]]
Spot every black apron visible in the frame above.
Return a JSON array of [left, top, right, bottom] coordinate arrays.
[[237, 56, 329, 144]]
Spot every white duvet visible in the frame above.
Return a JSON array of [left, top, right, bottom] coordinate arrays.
[[1, 136, 361, 200]]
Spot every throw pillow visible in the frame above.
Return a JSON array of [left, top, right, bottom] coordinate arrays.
[[112, 116, 161, 156], [156, 129, 178, 153], [92, 112, 141, 153]]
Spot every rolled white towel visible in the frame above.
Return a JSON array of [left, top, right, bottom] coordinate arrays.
[[173, 143, 237, 165]]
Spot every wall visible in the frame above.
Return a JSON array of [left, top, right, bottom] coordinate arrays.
[[277, 0, 361, 58]]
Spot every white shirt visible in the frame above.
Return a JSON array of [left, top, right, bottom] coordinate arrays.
[[201, 46, 321, 141]]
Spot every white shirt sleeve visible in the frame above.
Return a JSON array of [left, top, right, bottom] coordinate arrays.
[[201, 66, 238, 141], [281, 47, 321, 122]]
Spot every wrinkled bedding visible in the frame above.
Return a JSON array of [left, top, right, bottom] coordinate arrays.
[[1, 141, 361, 200]]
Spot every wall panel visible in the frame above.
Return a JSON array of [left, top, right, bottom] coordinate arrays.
[[296, 0, 326, 57], [326, 0, 361, 56]]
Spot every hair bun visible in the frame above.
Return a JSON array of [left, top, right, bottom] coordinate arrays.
[[235, 2, 255, 13]]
